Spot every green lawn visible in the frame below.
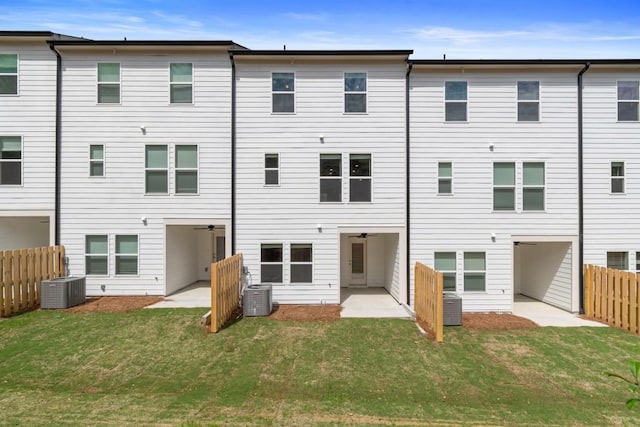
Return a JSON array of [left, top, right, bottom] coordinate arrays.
[[0, 309, 638, 426]]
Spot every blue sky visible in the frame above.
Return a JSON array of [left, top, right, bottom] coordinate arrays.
[[2, 0, 640, 58]]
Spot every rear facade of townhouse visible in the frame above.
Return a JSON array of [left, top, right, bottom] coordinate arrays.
[[1, 31, 639, 313]]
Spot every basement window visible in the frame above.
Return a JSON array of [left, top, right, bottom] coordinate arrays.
[[464, 252, 486, 292], [261, 243, 283, 283], [290, 244, 312, 283], [607, 252, 628, 271], [85, 235, 108, 275], [115, 235, 138, 275]]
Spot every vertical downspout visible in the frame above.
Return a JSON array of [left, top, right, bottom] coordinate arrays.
[[405, 61, 413, 305], [229, 52, 237, 254], [49, 43, 62, 245], [577, 62, 590, 314]]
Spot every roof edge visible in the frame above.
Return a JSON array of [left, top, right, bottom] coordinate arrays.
[[230, 49, 413, 56]]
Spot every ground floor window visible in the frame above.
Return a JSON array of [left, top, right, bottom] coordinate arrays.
[[0, 136, 22, 185], [261, 243, 283, 283], [607, 251, 628, 271], [85, 235, 108, 275], [115, 235, 138, 275], [434, 252, 456, 291], [464, 252, 486, 292], [290, 243, 312, 283]]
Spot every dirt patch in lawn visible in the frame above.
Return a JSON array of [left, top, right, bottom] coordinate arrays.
[[268, 304, 341, 321], [462, 313, 538, 329], [64, 296, 163, 313]]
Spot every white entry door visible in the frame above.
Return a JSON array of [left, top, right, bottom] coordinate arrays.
[[349, 237, 367, 286]]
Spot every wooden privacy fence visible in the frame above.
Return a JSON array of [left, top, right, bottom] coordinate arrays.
[[0, 246, 65, 317], [584, 264, 640, 336], [414, 262, 444, 342], [210, 253, 243, 333]]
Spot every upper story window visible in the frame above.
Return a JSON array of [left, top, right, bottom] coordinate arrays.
[[611, 161, 625, 193], [344, 72, 367, 113], [0, 136, 22, 185], [145, 145, 168, 194], [0, 54, 18, 95], [445, 81, 467, 122], [320, 154, 341, 202], [438, 162, 452, 194], [617, 81, 639, 121], [493, 162, 515, 211], [272, 72, 294, 113], [97, 63, 120, 104], [175, 145, 198, 194], [349, 154, 371, 202], [607, 251, 628, 270], [170, 63, 193, 104], [522, 162, 545, 211], [89, 144, 104, 177], [517, 81, 540, 121], [265, 153, 279, 186], [435, 252, 456, 292]]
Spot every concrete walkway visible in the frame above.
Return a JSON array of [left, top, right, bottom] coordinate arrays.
[[340, 288, 412, 318], [146, 281, 210, 308], [512, 294, 607, 327]]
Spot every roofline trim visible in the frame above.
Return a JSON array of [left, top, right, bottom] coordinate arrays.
[[230, 49, 413, 56], [49, 40, 244, 47]]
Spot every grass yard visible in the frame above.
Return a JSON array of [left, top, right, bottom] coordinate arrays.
[[0, 309, 638, 426]]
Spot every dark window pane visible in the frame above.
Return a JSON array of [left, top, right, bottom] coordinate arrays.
[[518, 102, 539, 121], [445, 102, 466, 121], [518, 81, 539, 100], [611, 178, 624, 193], [265, 169, 279, 185], [98, 84, 120, 103], [265, 154, 278, 169], [176, 171, 197, 193], [464, 273, 485, 291], [345, 94, 366, 113], [438, 179, 452, 194], [116, 256, 138, 275], [272, 93, 294, 112], [291, 244, 312, 262], [350, 154, 370, 177], [272, 73, 294, 91], [607, 252, 628, 270], [443, 273, 456, 291], [90, 162, 104, 177], [494, 188, 515, 210], [291, 264, 312, 283], [0, 76, 17, 95], [261, 264, 283, 283], [350, 178, 371, 202], [320, 155, 341, 176], [523, 188, 544, 210], [0, 54, 17, 73], [145, 170, 168, 193], [445, 81, 467, 100], [618, 81, 639, 100], [611, 162, 624, 177], [0, 162, 21, 185], [86, 256, 108, 275], [345, 73, 366, 91], [320, 179, 341, 202], [523, 163, 544, 185], [618, 102, 638, 121], [170, 63, 192, 83], [261, 244, 282, 262], [171, 84, 192, 103]]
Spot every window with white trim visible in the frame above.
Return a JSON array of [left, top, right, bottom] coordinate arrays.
[[607, 251, 628, 271], [493, 162, 515, 211], [261, 243, 283, 283], [145, 145, 168, 194], [0, 136, 21, 185], [445, 81, 467, 121], [617, 81, 639, 121], [170, 63, 193, 104], [435, 252, 456, 292], [517, 81, 540, 121], [115, 235, 138, 275], [0, 54, 18, 95], [523, 162, 545, 211], [320, 154, 341, 202], [290, 244, 312, 283], [175, 145, 197, 194], [636, 252, 640, 272], [97, 63, 120, 103], [611, 161, 625, 193], [438, 162, 452, 194], [89, 144, 104, 177], [272, 72, 294, 113], [85, 235, 108, 275], [349, 154, 371, 202], [265, 153, 279, 186], [464, 252, 486, 292], [344, 72, 367, 113]]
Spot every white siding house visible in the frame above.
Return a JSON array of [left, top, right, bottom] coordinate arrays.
[[233, 51, 411, 305], [583, 65, 640, 274], [0, 32, 64, 249], [52, 40, 240, 296], [409, 62, 583, 312]]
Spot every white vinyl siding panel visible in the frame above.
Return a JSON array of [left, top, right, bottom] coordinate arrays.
[[410, 71, 579, 312]]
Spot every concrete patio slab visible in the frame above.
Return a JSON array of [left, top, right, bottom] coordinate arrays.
[[513, 294, 607, 327], [146, 281, 210, 308], [340, 287, 412, 318]]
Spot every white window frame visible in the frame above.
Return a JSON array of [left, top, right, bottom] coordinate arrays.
[[444, 80, 467, 122], [435, 251, 457, 292], [463, 252, 486, 292], [85, 234, 109, 276], [344, 72, 367, 114], [271, 72, 295, 114], [349, 153, 372, 203], [115, 234, 139, 276], [174, 144, 198, 194], [636, 252, 640, 273], [97, 62, 121, 104], [0, 135, 22, 186], [611, 161, 625, 194], [493, 162, 515, 211], [522, 162, 545, 211], [517, 80, 540, 122], [264, 153, 280, 186], [290, 243, 313, 284], [617, 80, 639, 122], [169, 62, 193, 104], [89, 144, 105, 177], [607, 251, 629, 271], [260, 243, 284, 284], [319, 153, 342, 203], [437, 161, 453, 195], [0, 53, 18, 96], [145, 144, 168, 195]]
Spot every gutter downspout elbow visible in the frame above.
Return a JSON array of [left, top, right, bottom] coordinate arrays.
[[49, 42, 62, 246], [577, 62, 590, 314], [405, 61, 413, 305]]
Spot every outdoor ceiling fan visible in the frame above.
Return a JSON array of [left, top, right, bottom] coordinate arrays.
[[351, 233, 380, 239], [513, 241, 537, 246], [193, 225, 215, 231]]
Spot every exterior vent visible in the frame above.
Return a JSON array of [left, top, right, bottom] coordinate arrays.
[[41, 276, 86, 309], [443, 292, 462, 326], [243, 284, 272, 317]]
